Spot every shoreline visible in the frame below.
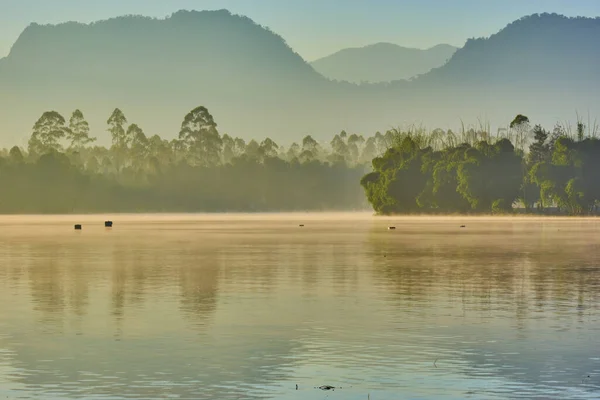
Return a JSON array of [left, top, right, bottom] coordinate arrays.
[[0, 211, 599, 223]]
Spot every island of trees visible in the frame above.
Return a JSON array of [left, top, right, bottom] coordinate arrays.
[[361, 115, 600, 215]]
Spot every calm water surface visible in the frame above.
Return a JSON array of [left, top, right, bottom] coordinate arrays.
[[1, 214, 600, 399]]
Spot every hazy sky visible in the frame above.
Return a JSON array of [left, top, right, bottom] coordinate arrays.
[[1, 0, 599, 61]]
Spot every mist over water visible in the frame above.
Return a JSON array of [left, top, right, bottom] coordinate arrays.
[[1, 2, 600, 399], [0, 214, 599, 399]]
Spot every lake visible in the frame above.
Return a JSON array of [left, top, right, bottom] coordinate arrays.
[[1, 214, 599, 399]]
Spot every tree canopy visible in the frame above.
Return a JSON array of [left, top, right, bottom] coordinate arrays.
[[361, 115, 600, 215], [4, 108, 600, 216], [0, 106, 384, 213]]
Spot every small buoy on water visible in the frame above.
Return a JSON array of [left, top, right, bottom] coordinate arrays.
[[299, 224, 304, 227], [318, 385, 336, 391], [388, 226, 396, 230], [105, 221, 113, 228], [74, 224, 82, 230], [460, 225, 466, 228]]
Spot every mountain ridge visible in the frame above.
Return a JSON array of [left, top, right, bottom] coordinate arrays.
[[0, 11, 599, 146], [310, 42, 457, 83]]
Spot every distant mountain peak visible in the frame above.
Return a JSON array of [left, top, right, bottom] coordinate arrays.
[[426, 43, 457, 51], [310, 42, 457, 83]]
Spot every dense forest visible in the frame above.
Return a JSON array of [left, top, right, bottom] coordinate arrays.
[[0, 106, 390, 213], [361, 115, 600, 215], [1, 107, 599, 215]]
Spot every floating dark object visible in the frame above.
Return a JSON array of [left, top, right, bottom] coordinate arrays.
[[105, 221, 113, 228], [318, 385, 336, 391], [299, 224, 305, 227], [74, 224, 82, 230], [295, 384, 298, 390], [388, 226, 396, 230], [460, 225, 466, 228]]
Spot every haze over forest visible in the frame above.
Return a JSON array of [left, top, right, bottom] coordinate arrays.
[[0, 10, 599, 146]]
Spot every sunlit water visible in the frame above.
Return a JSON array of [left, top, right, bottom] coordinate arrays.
[[1, 214, 600, 399]]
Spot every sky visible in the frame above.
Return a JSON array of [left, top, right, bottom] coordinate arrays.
[[1, 0, 600, 61]]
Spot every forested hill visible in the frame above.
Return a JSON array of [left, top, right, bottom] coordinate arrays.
[[311, 43, 456, 83], [385, 13, 600, 132], [0, 12, 599, 145], [0, 10, 352, 145], [3, 10, 319, 83], [417, 14, 600, 87]]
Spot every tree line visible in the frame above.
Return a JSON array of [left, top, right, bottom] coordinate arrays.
[[0, 106, 396, 213], [3, 107, 598, 215], [361, 114, 600, 215]]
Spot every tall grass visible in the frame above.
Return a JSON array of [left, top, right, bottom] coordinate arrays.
[[373, 113, 600, 154]]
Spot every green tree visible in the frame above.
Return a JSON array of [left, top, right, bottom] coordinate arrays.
[[245, 140, 261, 160], [330, 133, 349, 161], [68, 109, 95, 150], [361, 136, 427, 213], [457, 139, 521, 212], [147, 135, 173, 167], [107, 108, 128, 148], [128, 124, 149, 169], [222, 134, 236, 164], [347, 134, 365, 164], [28, 111, 68, 156], [234, 138, 246, 156], [360, 137, 377, 164], [260, 138, 279, 158], [528, 124, 549, 165], [286, 142, 300, 160], [510, 114, 531, 150], [8, 146, 24, 163], [577, 122, 585, 142], [301, 135, 319, 162], [107, 108, 128, 172], [179, 106, 222, 166]]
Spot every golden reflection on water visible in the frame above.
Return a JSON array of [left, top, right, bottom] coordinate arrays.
[[0, 214, 599, 399]]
